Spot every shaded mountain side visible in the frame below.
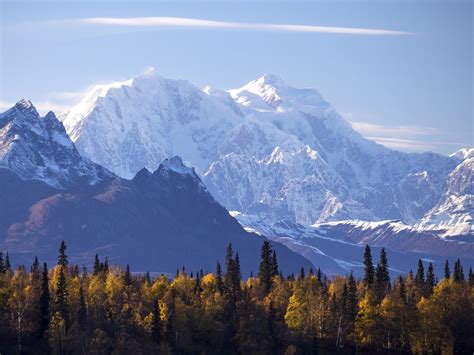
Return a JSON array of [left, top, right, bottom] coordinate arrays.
[[1, 158, 313, 275]]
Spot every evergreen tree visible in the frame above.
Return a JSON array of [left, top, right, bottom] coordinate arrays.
[[93, 254, 101, 275], [58, 240, 68, 267], [216, 261, 224, 294], [374, 248, 390, 299], [453, 259, 464, 282], [103, 256, 109, 273], [444, 260, 450, 279], [425, 263, 435, 296], [151, 299, 162, 344], [363, 245, 374, 288], [0, 252, 3, 273], [39, 262, 50, 339], [225, 243, 236, 295], [469, 267, 474, 287], [398, 276, 406, 303], [123, 264, 132, 286], [317, 268, 322, 285], [55, 264, 69, 322], [233, 253, 241, 299], [31, 256, 40, 274], [258, 241, 272, 294], [270, 250, 279, 277], [347, 272, 358, 321], [299, 267, 305, 280], [415, 259, 425, 290], [5, 252, 11, 272]]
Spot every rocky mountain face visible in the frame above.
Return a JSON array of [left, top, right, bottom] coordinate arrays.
[[416, 151, 473, 238], [60, 70, 461, 227], [0, 102, 312, 275], [57, 70, 474, 273], [0, 99, 111, 189]]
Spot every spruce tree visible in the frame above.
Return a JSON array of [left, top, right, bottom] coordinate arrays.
[[216, 261, 224, 294], [425, 263, 435, 296], [225, 243, 235, 294], [55, 264, 68, 322], [31, 256, 40, 274], [374, 248, 390, 299], [123, 264, 132, 286], [270, 250, 279, 277], [363, 245, 374, 288], [233, 253, 241, 298], [299, 267, 305, 280], [93, 254, 101, 275], [469, 267, 474, 287], [58, 240, 68, 267], [317, 268, 322, 285], [152, 299, 162, 344], [258, 241, 272, 294], [39, 262, 50, 339], [398, 276, 406, 303], [103, 257, 109, 273], [347, 272, 358, 321], [415, 259, 425, 290], [0, 252, 3, 273], [5, 252, 11, 272], [444, 260, 450, 279], [453, 259, 464, 282]]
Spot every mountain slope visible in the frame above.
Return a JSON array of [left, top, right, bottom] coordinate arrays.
[[0, 99, 110, 189], [416, 152, 473, 238], [0, 102, 312, 274], [61, 70, 460, 227]]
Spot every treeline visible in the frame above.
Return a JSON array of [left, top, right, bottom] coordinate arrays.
[[0, 241, 473, 354]]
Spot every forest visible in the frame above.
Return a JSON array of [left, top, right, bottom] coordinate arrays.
[[0, 241, 473, 354]]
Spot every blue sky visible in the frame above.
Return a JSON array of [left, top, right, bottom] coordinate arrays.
[[1, 0, 472, 154]]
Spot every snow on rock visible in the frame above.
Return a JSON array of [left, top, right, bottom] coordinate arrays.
[[0, 99, 111, 189], [59, 69, 468, 235], [450, 148, 474, 160]]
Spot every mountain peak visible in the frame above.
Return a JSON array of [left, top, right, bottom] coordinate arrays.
[[160, 156, 194, 175], [14, 99, 38, 116], [256, 74, 286, 86]]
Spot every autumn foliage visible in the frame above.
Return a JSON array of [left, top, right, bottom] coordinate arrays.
[[0, 243, 473, 354]]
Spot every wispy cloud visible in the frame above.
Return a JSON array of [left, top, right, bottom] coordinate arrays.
[[349, 120, 439, 139], [78, 17, 412, 36], [345, 115, 469, 153]]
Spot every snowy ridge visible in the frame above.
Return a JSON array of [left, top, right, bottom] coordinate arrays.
[[59, 69, 466, 229], [232, 211, 474, 276], [0, 99, 110, 188], [416, 155, 473, 237]]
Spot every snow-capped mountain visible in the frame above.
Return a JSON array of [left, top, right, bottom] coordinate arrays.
[[60, 69, 461, 227], [61, 69, 243, 178], [0, 99, 110, 189], [416, 151, 473, 238], [0, 102, 312, 274]]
